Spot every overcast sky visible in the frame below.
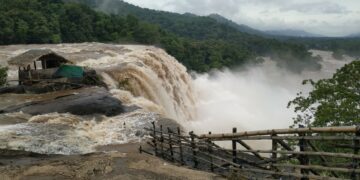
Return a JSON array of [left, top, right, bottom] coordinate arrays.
[[124, 0, 360, 37]]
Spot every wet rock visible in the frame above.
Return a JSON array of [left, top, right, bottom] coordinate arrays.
[[1, 87, 125, 116], [0, 86, 26, 94]]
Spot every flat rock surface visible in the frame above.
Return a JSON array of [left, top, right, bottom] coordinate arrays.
[[0, 87, 129, 116], [0, 143, 224, 180]]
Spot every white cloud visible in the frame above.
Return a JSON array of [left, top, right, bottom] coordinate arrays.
[[124, 0, 360, 37]]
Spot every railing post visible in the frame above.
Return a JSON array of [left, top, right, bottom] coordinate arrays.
[[352, 126, 360, 179], [299, 125, 309, 180], [190, 131, 198, 168], [177, 127, 184, 165], [151, 122, 158, 156], [232, 128, 237, 164], [168, 127, 174, 162], [271, 133, 279, 178], [207, 131, 214, 172], [271, 133, 278, 167], [160, 125, 164, 159]]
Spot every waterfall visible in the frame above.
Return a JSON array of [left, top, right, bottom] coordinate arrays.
[[76, 44, 196, 122], [0, 43, 353, 155], [0, 43, 197, 154]]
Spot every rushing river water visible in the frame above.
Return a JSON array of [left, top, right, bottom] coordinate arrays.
[[0, 43, 195, 154], [0, 43, 355, 154]]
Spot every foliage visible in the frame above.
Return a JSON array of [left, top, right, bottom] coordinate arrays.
[[0, 0, 252, 72], [73, 0, 322, 72], [1, 0, 358, 73], [0, 65, 8, 86], [288, 61, 360, 127], [287, 37, 360, 59]]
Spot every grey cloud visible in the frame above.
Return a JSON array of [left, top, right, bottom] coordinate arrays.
[[280, 2, 350, 14], [124, 0, 360, 37], [165, 0, 240, 15]]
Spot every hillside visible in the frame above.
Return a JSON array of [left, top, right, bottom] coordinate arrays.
[[265, 29, 322, 37], [287, 37, 360, 58], [0, 0, 249, 72], [348, 33, 360, 37], [0, 0, 323, 72], [207, 13, 264, 36], [63, 0, 324, 73]]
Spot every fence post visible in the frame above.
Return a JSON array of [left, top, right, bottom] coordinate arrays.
[[177, 127, 184, 165], [151, 122, 158, 156], [232, 128, 237, 164], [168, 127, 174, 162], [271, 133, 278, 166], [352, 126, 360, 179], [190, 131, 198, 168], [207, 131, 214, 172], [160, 125, 164, 159], [299, 125, 309, 180], [271, 133, 279, 178]]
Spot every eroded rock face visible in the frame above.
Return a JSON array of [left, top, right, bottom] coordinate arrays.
[[0, 87, 128, 117]]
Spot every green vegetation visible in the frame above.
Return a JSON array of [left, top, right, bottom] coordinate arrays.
[[288, 61, 360, 127], [0, 65, 7, 86], [288, 61, 360, 179], [286, 37, 360, 59], [68, 0, 322, 72], [0, 0, 322, 73], [0, 0, 160, 44]]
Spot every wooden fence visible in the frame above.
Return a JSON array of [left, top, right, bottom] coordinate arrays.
[[140, 122, 360, 179]]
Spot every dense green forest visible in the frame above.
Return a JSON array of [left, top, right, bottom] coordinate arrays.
[[0, 0, 344, 72], [286, 37, 360, 59], [65, 0, 324, 72], [75, 0, 360, 60], [0, 0, 244, 71]]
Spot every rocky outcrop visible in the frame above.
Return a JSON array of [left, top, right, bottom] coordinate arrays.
[[0, 87, 130, 116], [0, 144, 223, 180]]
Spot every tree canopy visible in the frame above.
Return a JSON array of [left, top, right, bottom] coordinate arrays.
[[67, 0, 323, 72], [288, 61, 360, 127], [0, 0, 324, 73]]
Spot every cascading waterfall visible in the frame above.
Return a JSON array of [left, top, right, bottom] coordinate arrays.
[[0, 43, 196, 155], [0, 43, 354, 155], [77, 45, 196, 122]]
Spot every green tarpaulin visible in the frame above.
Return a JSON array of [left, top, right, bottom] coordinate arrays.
[[54, 65, 84, 78]]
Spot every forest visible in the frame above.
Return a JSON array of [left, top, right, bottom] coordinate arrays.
[[287, 37, 360, 59], [0, 0, 327, 73], [77, 0, 360, 62]]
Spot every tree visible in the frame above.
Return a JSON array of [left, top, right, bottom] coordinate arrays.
[[288, 61, 360, 127], [0, 65, 7, 86]]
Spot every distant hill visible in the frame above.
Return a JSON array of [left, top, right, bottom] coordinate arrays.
[[348, 33, 360, 37], [71, 0, 265, 40], [207, 14, 264, 36], [207, 14, 325, 38], [265, 29, 322, 37]]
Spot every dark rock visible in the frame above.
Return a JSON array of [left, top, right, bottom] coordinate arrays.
[[1, 87, 125, 116], [0, 149, 46, 157], [0, 86, 26, 94]]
